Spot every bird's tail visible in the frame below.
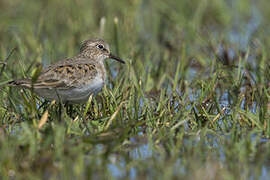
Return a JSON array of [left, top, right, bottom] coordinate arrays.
[[4, 79, 32, 88]]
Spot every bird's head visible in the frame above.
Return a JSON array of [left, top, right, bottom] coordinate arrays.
[[79, 39, 125, 64]]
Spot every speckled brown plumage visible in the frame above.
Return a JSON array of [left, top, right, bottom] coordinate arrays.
[[6, 38, 125, 103]]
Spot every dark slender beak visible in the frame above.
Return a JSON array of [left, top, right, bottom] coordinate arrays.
[[109, 54, 125, 64]]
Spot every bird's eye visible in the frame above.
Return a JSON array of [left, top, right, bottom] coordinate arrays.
[[97, 44, 104, 49]]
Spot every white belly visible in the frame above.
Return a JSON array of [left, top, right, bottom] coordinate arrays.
[[35, 76, 104, 103]]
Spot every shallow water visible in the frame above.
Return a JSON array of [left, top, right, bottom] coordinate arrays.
[[106, 132, 270, 179]]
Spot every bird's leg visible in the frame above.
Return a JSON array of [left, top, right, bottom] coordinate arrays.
[[64, 102, 73, 118], [55, 89, 63, 122], [69, 104, 74, 117], [58, 102, 62, 122]]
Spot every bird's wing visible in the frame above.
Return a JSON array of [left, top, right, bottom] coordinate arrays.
[[35, 61, 98, 89], [8, 60, 98, 90]]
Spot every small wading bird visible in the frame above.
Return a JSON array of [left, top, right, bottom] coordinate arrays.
[[5, 39, 125, 104]]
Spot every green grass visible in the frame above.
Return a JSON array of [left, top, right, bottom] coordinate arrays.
[[0, 0, 270, 179]]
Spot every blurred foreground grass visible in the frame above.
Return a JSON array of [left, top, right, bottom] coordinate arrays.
[[0, 0, 270, 179]]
